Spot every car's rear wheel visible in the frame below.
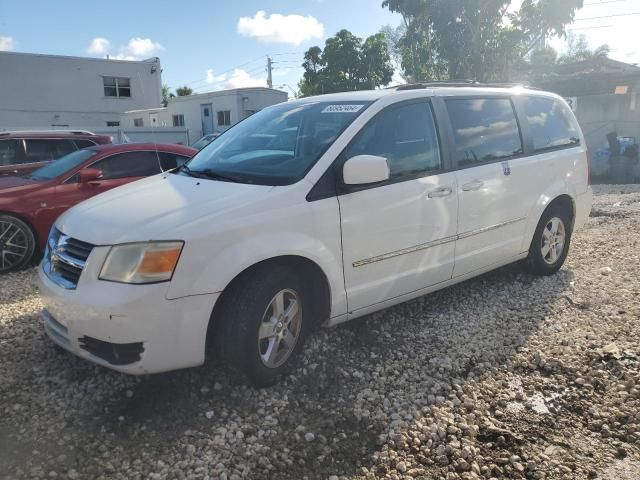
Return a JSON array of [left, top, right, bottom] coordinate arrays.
[[0, 214, 36, 273], [523, 205, 572, 276], [215, 265, 315, 387]]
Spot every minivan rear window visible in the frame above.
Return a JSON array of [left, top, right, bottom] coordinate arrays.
[[446, 98, 523, 166], [522, 96, 581, 152]]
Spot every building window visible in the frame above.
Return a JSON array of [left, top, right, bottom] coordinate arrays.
[[172, 114, 185, 127], [104, 76, 132, 98], [106, 121, 120, 127], [217, 110, 231, 126], [133, 118, 144, 127]]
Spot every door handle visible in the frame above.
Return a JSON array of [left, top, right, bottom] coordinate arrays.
[[427, 187, 453, 198], [461, 180, 484, 191]]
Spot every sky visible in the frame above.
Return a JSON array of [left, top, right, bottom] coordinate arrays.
[[0, 0, 638, 99]]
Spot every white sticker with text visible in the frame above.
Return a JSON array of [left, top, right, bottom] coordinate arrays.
[[321, 104, 365, 114]]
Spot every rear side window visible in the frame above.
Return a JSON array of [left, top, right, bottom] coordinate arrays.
[[344, 101, 441, 179], [74, 139, 97, 149], [522, 96, 581, 151], [24, 139, 76, 163], [0, 139, 20, 166], [90, 151, 162, 179], [446, 98, 522, 166], [158, 152, 190, 171]]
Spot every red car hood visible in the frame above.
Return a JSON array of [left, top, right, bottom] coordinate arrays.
[[0, 175, 43, 196]]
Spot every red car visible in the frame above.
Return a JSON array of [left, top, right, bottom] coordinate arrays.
[[0, 130, 112, 176], [0, 143, 196, 273]]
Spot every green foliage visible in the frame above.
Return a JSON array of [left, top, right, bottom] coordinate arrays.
[[527, 46, 559, 76], [382, 0, 582, 82], [558, 33, 610, 64], [161, 84, 171, 107], [175, 86, 193, 96], [298, 29, 394, 96]]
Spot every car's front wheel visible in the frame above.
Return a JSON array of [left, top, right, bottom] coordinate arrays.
[[216, 265, 315, 387], [0, 214, 36, 274]]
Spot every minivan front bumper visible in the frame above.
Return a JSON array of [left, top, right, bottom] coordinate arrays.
[[38, 265, 218, 374]]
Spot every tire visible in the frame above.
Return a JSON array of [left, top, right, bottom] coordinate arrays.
[[0, 214, 37, 274], [215, 265, 318, 387], [522, 204, 572, 276]]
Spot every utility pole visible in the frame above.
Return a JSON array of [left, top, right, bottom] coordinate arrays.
[[267, 56, 273, 89]]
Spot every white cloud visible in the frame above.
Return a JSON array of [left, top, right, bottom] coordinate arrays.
[[226, 68, 266, 89], [199, 68, 266, 91], [121, 37, 163, 58], [237, 11, 324, 45], [85, 36, 164, 60], [87, 37, 110, 55], [206, 69, 227, 84], [0, 36, 15, 51]]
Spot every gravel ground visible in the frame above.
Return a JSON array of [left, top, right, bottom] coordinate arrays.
[[1, 185, 639, 480]]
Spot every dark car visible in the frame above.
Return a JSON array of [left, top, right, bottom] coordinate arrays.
[[0, 143, 196, 273], [0, 130, 112, 176]]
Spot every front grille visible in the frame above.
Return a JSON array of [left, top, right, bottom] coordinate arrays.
[[43, 228, 95, 289], [79, 336, 144, 365]]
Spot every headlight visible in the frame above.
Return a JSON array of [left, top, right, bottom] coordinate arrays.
[[99, 241, 183, 284]]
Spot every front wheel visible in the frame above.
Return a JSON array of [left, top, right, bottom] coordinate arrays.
[[0, 215, 36, 274], [523, 205, 572, 276], [216, 265, 314, 387]]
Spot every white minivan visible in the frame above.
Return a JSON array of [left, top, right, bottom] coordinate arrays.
[[39, 85, 592, 385]]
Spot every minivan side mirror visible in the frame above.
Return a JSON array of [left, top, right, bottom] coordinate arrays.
[[78, 168, 103, 183], [343, 155, 390, 185]]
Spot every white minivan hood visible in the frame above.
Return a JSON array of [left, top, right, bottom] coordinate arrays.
[[56, 173, 274, 245]]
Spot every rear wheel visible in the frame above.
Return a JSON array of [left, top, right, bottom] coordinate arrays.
[[0, 215, 36, 273], [215, 265, 316, 387], [523, 205, 572, 276]]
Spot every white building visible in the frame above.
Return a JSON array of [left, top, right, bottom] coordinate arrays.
[[120, 88, 288, 143], [0, 51, 162, 128]]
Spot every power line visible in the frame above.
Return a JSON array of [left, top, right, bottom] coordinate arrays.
[[567, 24, 614, 30], [271, 52, 305, 56], [167, 55, 266, 89], [583, 0, 627, 5], [574, 11, 640, 21], [168, 52, 305, 90]]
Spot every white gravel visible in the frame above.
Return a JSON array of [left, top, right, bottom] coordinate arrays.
[[1, 185, 639, 480]]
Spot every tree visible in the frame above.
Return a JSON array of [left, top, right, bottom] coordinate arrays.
[[175, 86, 193, 96], [161, 84, 174, 107], [382, 0, 583, 82], [298, 29, 394, 96], [558, 33, 610, 63], [526, 46, 559, 78]]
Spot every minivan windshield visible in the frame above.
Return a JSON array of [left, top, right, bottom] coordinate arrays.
[[181, 101, 371, 185], [29, 149, 98, 181]]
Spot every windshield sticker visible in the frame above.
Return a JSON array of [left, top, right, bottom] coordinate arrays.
[[321, 104, 365, 114]]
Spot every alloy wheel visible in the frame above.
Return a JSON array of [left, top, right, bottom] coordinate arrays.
[[257, 289, 302, 368], [0, 220, 31, 272], [541, 217, 566, 265]]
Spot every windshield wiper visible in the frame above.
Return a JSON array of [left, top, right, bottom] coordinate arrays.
[[180, 165, 247, 183]]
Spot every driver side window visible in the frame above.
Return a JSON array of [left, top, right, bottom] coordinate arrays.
[[344, 101, 442, 180]]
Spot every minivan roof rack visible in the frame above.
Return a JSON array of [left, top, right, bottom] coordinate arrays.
[[393, 81, 536, 91], [0, 129, 97, 136]]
